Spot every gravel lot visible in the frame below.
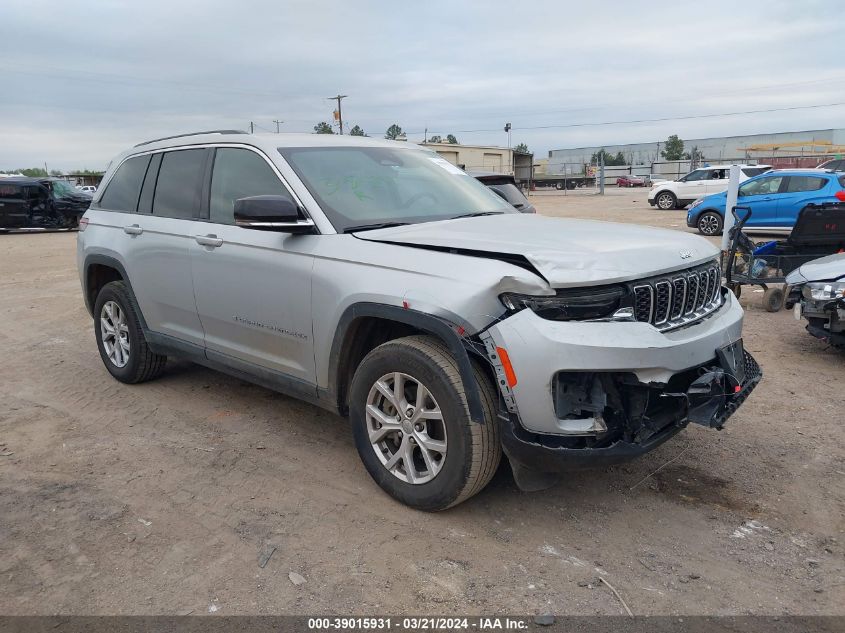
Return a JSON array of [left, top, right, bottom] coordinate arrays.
[[1, 188, 842, 616]]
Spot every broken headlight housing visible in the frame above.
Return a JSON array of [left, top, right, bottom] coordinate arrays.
[[802, 282, 845, 301], [500, 286, 625, 321]]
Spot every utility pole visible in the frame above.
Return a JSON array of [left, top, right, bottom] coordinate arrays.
[[599, 151, 605, 195], [327, 94, 347, 135], [249, 121, 254, 134], [504, 123, 512, 174], [273, 120, 283, 133]]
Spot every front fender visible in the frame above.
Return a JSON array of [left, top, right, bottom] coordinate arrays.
[[326, 303, 487, 425]]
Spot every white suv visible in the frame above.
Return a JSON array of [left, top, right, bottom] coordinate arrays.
[[649, 165, 771, 210], [78, 131, 761, 510]]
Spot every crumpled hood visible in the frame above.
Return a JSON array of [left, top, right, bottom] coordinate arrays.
[[786, 253, 845, 285], [356, 214, 719, 287]]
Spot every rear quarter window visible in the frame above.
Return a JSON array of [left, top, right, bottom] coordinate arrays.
[[99, 155, 152, 212]]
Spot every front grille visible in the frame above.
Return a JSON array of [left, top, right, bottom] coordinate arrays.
[[632, 262, 722, 331]]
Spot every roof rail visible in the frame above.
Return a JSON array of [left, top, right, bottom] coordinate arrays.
[[134, 129, 247, 148]]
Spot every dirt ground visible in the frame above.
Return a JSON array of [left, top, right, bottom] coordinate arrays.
[[0, 188, 842, 617]]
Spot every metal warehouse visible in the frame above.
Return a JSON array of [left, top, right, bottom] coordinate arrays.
[[548, 128, 845, 174]]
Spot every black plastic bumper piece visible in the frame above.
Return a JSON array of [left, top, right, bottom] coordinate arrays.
[[500, 351, 762, 474]]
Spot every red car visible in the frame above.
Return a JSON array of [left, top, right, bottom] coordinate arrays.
[[616, 175, 645, 187]]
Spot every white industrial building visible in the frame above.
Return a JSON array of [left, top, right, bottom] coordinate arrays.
[[548, 128, 845, 175]]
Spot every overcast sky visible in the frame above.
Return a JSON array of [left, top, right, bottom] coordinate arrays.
[[1, 0, 844, 171]]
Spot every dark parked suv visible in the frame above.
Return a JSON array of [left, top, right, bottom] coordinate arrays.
[[0, 177, 91, 230]]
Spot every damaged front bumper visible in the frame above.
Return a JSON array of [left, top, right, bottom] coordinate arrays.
[[797, 298, 845, 346], [482, 291, 762, 473]]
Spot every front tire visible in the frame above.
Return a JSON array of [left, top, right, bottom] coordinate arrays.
[[655, 191, 677, 210], [94, 281, 166, 383], [697, 211, 723, 236], [349, 335, 501, 511]]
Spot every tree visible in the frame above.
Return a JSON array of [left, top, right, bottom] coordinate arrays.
[[660, 134, 685, 161], [446, 134, 458, 144], [349, 125, 366, 136], [428, 135, 442, 143], [49, 169, 63, 177], [385, 124, 404, 140], [590, 149, 626, 166], [13, 167, 49, 177], [514, 142, 529, 154], [313, 122, 334, 134]]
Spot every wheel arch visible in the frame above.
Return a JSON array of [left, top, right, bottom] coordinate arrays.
[[83, 255, 147, 329], [327, 303, 488, 425]]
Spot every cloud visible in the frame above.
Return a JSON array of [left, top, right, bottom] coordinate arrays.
[[0, 0, 843, 169]]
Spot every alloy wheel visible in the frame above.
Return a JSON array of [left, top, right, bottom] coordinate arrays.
[[100, 300, 130, 367], [365, 372, 447, 484], [699, 214, 720, 235], [657, 193, 675, 210]]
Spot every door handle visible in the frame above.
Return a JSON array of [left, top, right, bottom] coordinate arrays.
[[195, 234, 223, 247], [123, 224, 143, 235]]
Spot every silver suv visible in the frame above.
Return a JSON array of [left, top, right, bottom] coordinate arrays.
[[77, 131, 761, 510]]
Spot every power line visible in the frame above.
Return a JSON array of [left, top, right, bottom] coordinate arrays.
[[406, 101, 845, 135]]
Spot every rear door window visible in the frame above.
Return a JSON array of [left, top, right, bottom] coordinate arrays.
[[785, 176, 827, 193], [99, 155, 151, 212], [152, 149, 206, 219], [208, 148, 292, 224], [0, 184, 23, 199]]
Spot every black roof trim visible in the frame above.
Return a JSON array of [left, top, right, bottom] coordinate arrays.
[[134, 130, 247, 148]]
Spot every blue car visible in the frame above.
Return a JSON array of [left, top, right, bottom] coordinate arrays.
[[686, 169, 845, 236]]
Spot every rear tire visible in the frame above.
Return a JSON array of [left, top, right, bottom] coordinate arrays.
[[94, 281, 166, 383], [349, 335, 501, 511], [697, 211, 723, 236]]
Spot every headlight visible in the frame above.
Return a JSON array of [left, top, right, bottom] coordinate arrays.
[[802, 282, 845, 301], [500, 286, 625, 321]]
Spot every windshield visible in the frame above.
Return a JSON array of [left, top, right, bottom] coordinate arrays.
[[279, 146, 511, 231], [50, 180, 79, 197]]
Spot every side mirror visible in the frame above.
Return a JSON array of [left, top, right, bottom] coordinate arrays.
[[233, 195, 314, 233]]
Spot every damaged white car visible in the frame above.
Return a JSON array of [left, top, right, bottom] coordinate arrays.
[[78, 132, 762, 510], [786, 253, 845, 348]]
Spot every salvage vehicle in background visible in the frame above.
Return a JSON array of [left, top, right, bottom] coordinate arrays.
[[687, 170, 845, 236], [78, 131, 761, 510], [0, 177, 91, 230], [648, 164, 771, 210], [786, 253, 845, 348], [471, 172, 536, 214], [616, 174, 645, 187]]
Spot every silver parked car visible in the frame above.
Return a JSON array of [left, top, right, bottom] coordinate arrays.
[[77, 131, 761, 510]]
